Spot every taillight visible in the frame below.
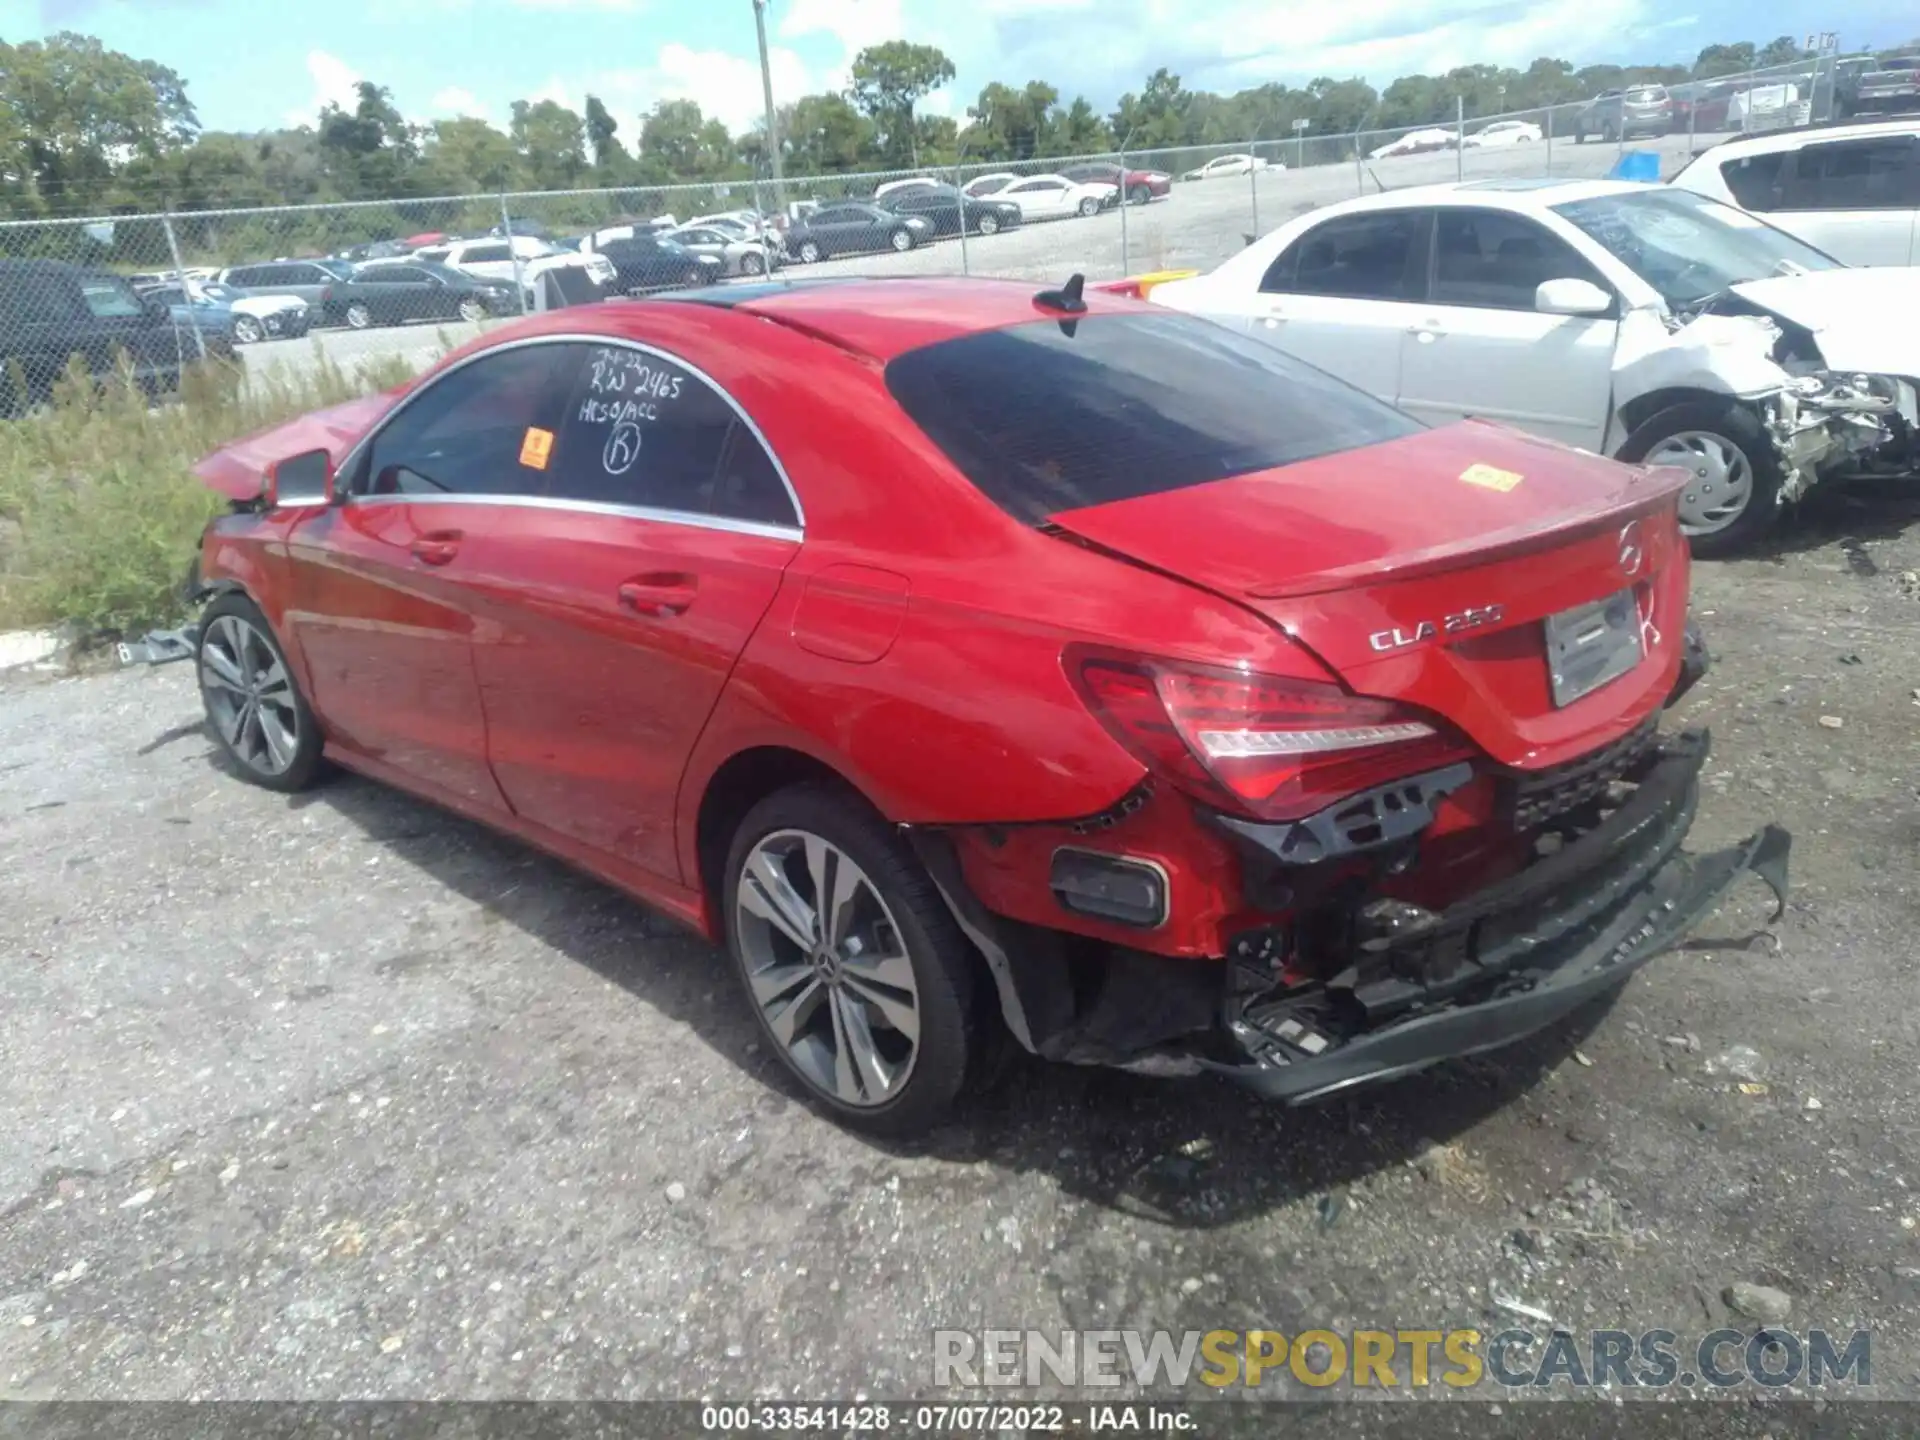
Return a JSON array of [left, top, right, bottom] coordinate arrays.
[[1068, 648, 1474, 823]]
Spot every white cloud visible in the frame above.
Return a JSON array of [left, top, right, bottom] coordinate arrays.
[[779, 0, 905, 88], [536, 41, 814, 134], [283, 50, 362, 129], [430, 86, 492, 121]]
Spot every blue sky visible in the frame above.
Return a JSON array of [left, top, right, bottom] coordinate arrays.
[[8, 0, 1915, 136]]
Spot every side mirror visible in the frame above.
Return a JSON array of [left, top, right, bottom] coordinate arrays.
[[266, 448, 335, 508], [1535, 277, 1612, 317]]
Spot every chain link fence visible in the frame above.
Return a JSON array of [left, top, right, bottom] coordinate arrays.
[[0, 51, 1878, 417]]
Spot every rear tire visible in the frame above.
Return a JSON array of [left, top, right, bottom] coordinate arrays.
[[1129, 184, 1152, 205], [1615, 400, 1785, 557], [345, 302, 372, 329], [197, 592, 326, 794], [722, 784, 980, 1137]]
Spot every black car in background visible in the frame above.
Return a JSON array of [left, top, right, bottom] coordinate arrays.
[[318, 262, 519, 329], [0, 260, 185, 415], [785, 202, 932, 262], [879, 184, 1021, 237], [592, 231, 724, 292]]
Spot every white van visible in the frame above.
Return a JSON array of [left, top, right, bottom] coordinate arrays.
[[1669, 119, 1919, 267]]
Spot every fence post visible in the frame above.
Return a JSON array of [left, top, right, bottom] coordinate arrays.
[[1117, 141, 1130, 278], [1248, 136, 1260, 239], [1544, 105, 1553, 176], [500, 193, 528, 315], [159, 206, 206, 364], [1455, 96, 1465, 181], [1353, 129, 1364, 195], [953, 159, 969, 276]]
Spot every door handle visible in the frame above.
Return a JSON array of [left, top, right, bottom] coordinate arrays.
[[618, 573, 698, 617], [410, 529, 463, 566], [1407, 320, 1444, 343]]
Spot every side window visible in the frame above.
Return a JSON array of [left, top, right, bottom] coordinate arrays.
[[1263, 211, 1421, 301], [1430, 210, 1610, 311], [1720, 151, 1787, 210], [361, 344, 587, 498], [255, 265, 295, 284], [550, 344, 798, 527], [79, 275, 144, 318], [1777, 137, 1916, 212], [226, 266, 262, 287], [462, 243, 511, 264]]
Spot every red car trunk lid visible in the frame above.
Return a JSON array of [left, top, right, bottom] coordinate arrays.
[[1049, 421, 1691, 768]]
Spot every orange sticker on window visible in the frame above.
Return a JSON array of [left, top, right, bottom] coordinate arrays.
[[1459, 463, 1523, 493], [519, 427, 555, 470]]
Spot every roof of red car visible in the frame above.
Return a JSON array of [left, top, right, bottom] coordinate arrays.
[[661, 275, 1147, 361]]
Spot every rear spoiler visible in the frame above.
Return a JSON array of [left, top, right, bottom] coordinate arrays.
[[1093, 269, 1200, 301]]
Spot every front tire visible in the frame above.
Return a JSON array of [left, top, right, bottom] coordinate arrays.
[[798, 240, 822, 264], [197, 593, 325, 793], [231, 314, 264, 345], [1077, 196, 1101, 217], [975, 213, 1000, 236], [344, 301, 372, 330], [457, 298, 487, 323], [741, 250, 766, 275], [1615, 400, 1785, 557], [723, 785, 980, 1136], [889, 227, 914, 252]]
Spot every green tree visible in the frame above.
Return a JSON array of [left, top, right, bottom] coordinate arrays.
[[509, 99, 586, 189], [1057, 96, 1110, 153], [0, 32, 200, 212], [317, 81, 416, 200], [1110, 68, 1192, 146], [584, 94, 629, 173], [427, 116, 521, 192], [782, 92, 875, 173], [1693, 41, 1759, 77], [1756, 36, 1806, 69], [849, 40, 955, 167], [963, 81, 1059, 160]]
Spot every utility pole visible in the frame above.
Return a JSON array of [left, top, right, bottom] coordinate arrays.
[[752, 0, 785, 202]]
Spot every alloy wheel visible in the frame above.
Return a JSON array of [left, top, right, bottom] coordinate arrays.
[[1648, 430, 1754, 534], [734, 828, 921, 1109], [232, 315, 263, 345], [458, 298, 487, 322], [200, 614, 302, 777], [345, 303, 371, 329], [891, 229, 913, 251]]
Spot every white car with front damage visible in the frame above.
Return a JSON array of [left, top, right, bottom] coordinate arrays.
[[1143, 178, 1917, 552]]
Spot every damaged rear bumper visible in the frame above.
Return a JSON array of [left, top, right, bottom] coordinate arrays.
[[1210, 730, 1789, 1103]]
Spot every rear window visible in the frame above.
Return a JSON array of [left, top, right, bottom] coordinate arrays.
[[884, 313, 1420, 524], [1626, 87, 1668, 102]]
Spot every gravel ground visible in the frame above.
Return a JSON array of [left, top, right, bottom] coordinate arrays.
[[238, 129, 1732, 383], [2, 474, 1917, 1420]]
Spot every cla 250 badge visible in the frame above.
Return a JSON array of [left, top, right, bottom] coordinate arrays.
[[1369, 604, 1505, 652]]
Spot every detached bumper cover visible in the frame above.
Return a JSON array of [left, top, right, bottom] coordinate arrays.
[[1211, 730, 1790, 1103]]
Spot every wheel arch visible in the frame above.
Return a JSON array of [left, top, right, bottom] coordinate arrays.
[[1607, 386, 1755, 456], [691, 744, 879, 939]]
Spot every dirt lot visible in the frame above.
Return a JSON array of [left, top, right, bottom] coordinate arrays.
[[2, 483, 1918, 1422]]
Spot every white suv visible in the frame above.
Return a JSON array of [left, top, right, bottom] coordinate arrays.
[[1669, 120, 1918, 267], [414, 236, 617, 291]]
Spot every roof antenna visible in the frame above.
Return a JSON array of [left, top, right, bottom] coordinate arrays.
[[1034, 273, 1087, 314]]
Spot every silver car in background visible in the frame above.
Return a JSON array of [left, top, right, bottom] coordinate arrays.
[[664, 223, 780, 277]]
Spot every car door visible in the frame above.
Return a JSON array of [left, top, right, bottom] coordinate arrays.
[[1237, 207, 1430, 404], [284, 344, 582, 812], [1767, 133, 1919, 266], [1010, 179, 1063, 220], [1394, 207, 1619, 451], [75, 272, 178, 385], [451, 339, 804, 883], [385, 268, 445, 323]]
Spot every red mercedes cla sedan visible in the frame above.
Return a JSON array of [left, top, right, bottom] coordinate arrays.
[[188, 276, 1787, 1135]]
